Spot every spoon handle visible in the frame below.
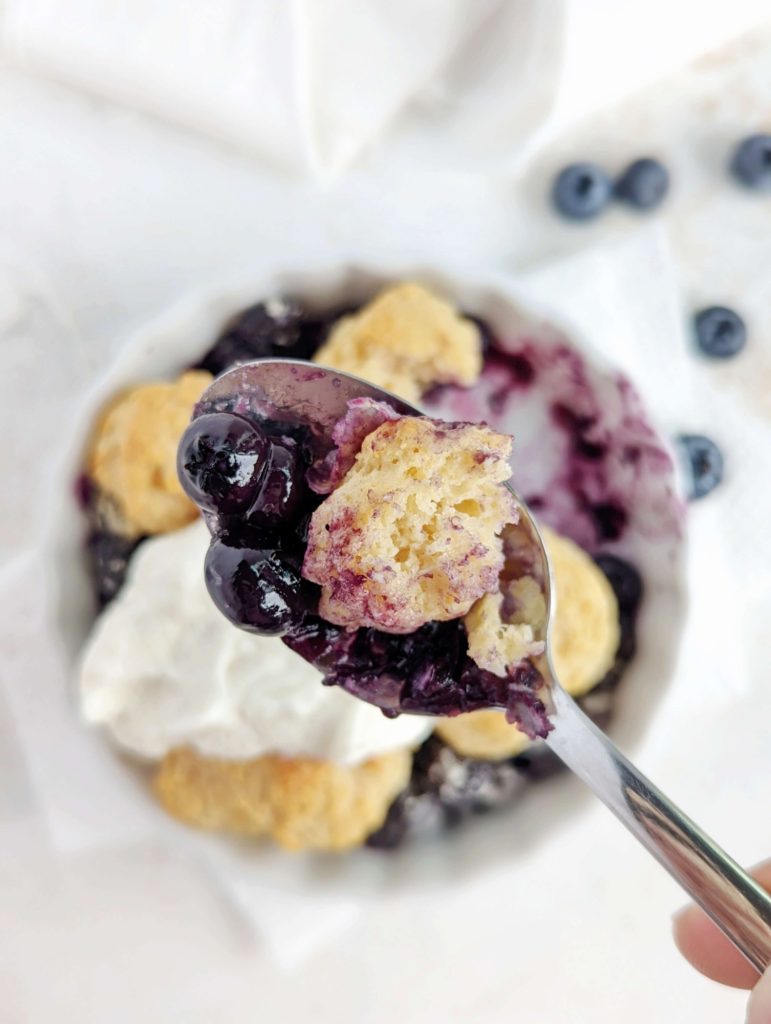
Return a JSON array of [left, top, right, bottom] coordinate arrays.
[[546, 685, 771, 974]]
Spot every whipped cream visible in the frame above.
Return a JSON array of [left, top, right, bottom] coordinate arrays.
[[79, 520, 432, 764]]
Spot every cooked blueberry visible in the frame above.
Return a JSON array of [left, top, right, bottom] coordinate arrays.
[[693, 306, 746, 359], [593, 554, 643, 613], [196, 298, 305, 374], [552, 163, 612, 220], [177, 413, 270, 514], [87, 530, 144, 608], [615, 157, 670, 210], [730, 134, 771, 191], [677, 434, 724, 501], [366, 737, 527, 848], [465, 314, 495, 357], [204, 537, 313, 635], [590, 501, 627, 542], [366, 791, 445, 849], [424, 742, 527, 821], [246, 437, 307, 527]]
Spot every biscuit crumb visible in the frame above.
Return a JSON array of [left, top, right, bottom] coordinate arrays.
[[303, 416, 518, 633], [88, 370, 212, 536], [439, 527, 620, 760], [313, 283, 482, 402], [154, 747, 411, 851], [464, 582, 545, 678]]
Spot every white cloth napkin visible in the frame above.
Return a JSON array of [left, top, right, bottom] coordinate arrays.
[[0, 0, 558, 175], [3, 0, 770, 176], [0, 226, 704, 967]]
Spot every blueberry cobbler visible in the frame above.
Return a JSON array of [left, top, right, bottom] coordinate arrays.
[[78, 283, 679, 851]]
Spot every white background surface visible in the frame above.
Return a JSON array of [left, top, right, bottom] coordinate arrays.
[[1, 4, 771, 1022]]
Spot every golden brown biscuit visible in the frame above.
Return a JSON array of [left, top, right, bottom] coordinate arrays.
[[313, 283, 482, 402], [88, 370, 212, 536], [543, 527, 620, 698], [303, 416, 518, 633], [154, 747, 411, 851], [464, 578, 545, 678], [439, 527, 620, 761], [436, 709, 532, 760]]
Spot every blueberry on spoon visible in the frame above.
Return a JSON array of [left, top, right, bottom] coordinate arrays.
[[177, 413, 270, 514]]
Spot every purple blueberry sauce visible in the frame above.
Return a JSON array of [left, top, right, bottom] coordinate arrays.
[[423, 337, 684, 554]]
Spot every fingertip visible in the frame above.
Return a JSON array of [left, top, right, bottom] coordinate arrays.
[[671, 902, 761, 990], [746, 967, 771, 1024]]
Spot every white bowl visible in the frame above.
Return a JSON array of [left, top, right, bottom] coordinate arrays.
[[47, 261, 687, 890]]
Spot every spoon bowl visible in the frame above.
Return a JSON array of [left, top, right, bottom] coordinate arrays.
[[196, 358, 771, 973]]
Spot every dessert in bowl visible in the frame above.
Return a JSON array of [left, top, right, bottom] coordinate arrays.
[[53, 266, 686, 853]]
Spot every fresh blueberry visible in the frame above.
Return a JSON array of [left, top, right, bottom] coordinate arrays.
[[730, 134, 771, 191], [615, 157, 670, 211], [87, 530, 144, 608], [177, 413, 270, 515], [552, 163, 613, 221], [693, 306, 746, 359], [246, 437, 307, 527], [593, 554, 643, 614], [677, 434, 724, 500], [204, 537, 314, 635]]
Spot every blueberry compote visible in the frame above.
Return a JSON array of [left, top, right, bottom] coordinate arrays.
[[177, 404, 553, 740]]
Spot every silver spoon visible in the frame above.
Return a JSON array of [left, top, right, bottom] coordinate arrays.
[[199, 357, 771, 973]]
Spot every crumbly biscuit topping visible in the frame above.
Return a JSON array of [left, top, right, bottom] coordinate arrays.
[[439, 527, 620, 760], [154, 746, 411, 851], [88, 370, 212, 536], [313, 283, 482, 402], [303, 416, 518, 633]]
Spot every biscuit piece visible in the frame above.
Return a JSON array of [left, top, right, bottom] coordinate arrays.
[[88, 371, 212, 536], [436, 709, 532, 760], [313, 283, 482, 402], [303, 416, 518, 633], [544, 527, 620, 698], [438, 527, 620, 760], [154, 747, 411, 851], [464, 577, 546, 677]]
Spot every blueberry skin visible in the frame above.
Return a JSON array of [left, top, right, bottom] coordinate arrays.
[[615, 158, 670, 211], [593, 554, 643, 614], [246, 437, 307, 528], [693, 306, 747, 360], [677, 434, 724, 501], [551, 163, 613, 221], [204, 538, 312, 635], [177, 413, 270, 515], [196, 298, 307, 375], [87, 530, 144, 608], [730, 134, 771, 191]]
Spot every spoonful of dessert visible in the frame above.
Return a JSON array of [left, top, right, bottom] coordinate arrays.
[[178, 357, 771, 975]]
